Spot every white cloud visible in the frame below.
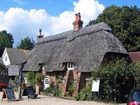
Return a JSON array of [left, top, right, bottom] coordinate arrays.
[[0, 0, 105, 46], [74, 0, 104, 23]]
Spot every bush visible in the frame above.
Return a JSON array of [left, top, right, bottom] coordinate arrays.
[[44, 86, 62, 96], [25, 72, 44, 86], [44, 86, 54, 93], [25, 72, 36, 86], [67, 81, 75, 97], [53, 87, 62, 96], [35, 73, 44, 84], [93, 59, 140, 103], [76, 81, 92, 101]]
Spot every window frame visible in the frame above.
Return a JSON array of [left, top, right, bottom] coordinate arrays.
[[67, 62, 75, 70]]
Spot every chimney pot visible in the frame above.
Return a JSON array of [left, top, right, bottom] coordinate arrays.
[[37, 29, 44, 43], [39, 29, 42, 36], [38, 29, 43, 38]]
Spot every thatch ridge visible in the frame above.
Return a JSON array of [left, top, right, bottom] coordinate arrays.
[[37, 22, 111, 44]]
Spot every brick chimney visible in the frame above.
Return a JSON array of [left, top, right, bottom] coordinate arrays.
[[73, 13, 83, 31]]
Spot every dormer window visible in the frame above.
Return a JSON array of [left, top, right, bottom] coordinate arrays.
[[67, 62, 75, 70]]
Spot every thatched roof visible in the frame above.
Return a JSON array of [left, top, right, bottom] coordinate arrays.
[[24, 22, 128, 72], [4, 48, 30, 65]]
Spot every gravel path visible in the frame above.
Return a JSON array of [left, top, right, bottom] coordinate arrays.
[[0, 92, 125, 105], [0, 95, 110, 105]]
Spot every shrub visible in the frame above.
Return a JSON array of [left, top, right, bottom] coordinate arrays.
[[35, 73, 44, 84], [25, 72, 44, 86], [25, 72, 36, 86], [76, 81, 92, 101], [44, 86, 62, 96], [67, 81, 75, 97], [53, 87, 62, 96], [44, 86, 54, 93], [93, 59, 140, 103]]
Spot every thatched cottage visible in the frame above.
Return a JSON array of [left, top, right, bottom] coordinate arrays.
[[24, 14, 128, 96], [2, 48, 29, 78]]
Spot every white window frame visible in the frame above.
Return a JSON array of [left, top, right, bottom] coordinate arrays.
[[67, 62, 74, 70]]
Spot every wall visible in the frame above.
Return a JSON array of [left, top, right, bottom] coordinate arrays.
[[2, 50, 11, 66], [44, 70, 91, 97]]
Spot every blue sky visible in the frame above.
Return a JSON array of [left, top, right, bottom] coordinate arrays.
[[99, 0, 140, 8], [0, 0, 139, 46], [0, 0, 139, 16], [0, 0, 76, 16]]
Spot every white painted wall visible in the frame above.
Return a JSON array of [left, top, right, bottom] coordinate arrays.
[[2, 49, 11, 66]]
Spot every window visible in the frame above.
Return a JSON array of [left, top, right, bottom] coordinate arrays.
[[5, 56, 7, 61], [67, 62, 75, 70], [44, 78, 49, 84]]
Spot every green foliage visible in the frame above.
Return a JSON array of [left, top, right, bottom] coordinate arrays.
[[67, 81, 75, 96], [66, 80, 76, 97], [0, 64, 9, 83], [35, 73, 44, 84], [0, 30, 14, 48], [56, 75, 63, 83], [93, 59, 140, 102], [9, 76, 19, 91], [44, 86, 54, 93], [17, 37, 35, 50], [87, 6, 140, 51], [46, 76, 63, 96], [44, 86, 62, 96], [26, 72, 36, 86], [136, 62, 140, 69], [76, 81, 92, 101], [53, 87, 62, 96], [0, 64, 7, 74], [26, 72, 44, 86]]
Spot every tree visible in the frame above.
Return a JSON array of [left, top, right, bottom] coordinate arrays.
[[0, 64, 7, 75], [87, 6, 140, 51], [0, 30, 14, 48], [0, 64, 9, 86], [93, 59, 140, 102], [17, 37, 35, 50]]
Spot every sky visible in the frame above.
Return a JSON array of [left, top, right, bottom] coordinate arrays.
[[0, 0, 139, 47]]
